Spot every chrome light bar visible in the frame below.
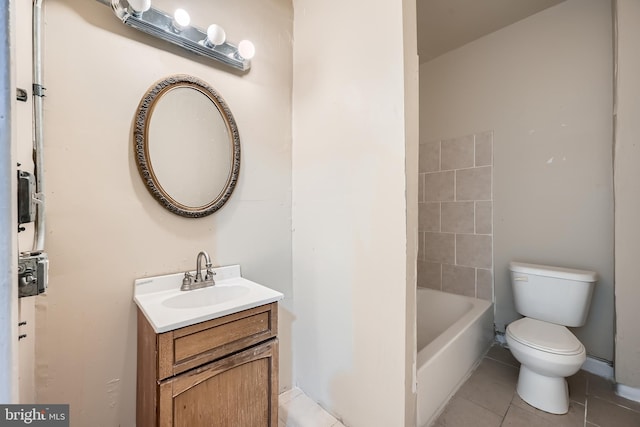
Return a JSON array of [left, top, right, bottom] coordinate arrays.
[[98, 0, 252, 71]]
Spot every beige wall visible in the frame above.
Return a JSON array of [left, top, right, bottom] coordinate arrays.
[[291, 0, 417, 425], [614, 0, 640, 388], [420, 0, 614, 360], [34, 0, 293, 423]]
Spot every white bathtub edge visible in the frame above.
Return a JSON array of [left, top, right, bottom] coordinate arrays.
[[416, 290, 494, 427]]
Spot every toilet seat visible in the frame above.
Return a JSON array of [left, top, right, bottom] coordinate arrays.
[[506, 318, 584, 355]]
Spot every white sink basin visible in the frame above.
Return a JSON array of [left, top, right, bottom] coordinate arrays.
[[162, 284, 251, 309], [134, 265, 283, 333]]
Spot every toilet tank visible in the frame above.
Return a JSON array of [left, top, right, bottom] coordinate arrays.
[[510, 262, 597, 327]]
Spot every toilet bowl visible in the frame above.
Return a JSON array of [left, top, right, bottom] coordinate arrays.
[[506, 317, 586, 414], [506, 262, 596, 415]]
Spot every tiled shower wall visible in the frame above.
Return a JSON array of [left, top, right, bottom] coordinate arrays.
[[417, 131, 493, 301]]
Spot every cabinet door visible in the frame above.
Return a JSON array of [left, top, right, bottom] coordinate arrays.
[[159, 339, 278, 427]]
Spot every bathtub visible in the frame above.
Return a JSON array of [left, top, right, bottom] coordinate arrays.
[[416, 288, 494, 427]]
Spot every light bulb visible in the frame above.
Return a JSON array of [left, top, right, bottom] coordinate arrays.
[[173, 8, 190, 30], [128, 0, 151, 14], [111, 0, 127, 19], [206, 24, 226, 46], [237, 40, 255, 60]]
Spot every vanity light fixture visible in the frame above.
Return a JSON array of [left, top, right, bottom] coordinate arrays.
[[237, 40, 256, 60], [127, 0, 150, 16], [171, 8, 190, 31], [203, 24, 226, 48], [98, 0, 254, 71]]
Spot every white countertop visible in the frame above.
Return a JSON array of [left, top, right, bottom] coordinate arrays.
[[134, 265, 284, 333]]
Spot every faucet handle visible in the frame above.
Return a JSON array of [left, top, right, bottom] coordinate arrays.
[[205, 265, 216, 282], [182, 271, 193, 287]]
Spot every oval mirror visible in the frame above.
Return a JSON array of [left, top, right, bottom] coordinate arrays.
[[134, 75, 240, 218]]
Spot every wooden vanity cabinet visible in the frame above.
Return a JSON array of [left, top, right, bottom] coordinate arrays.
[[137, 302, 279, 427]]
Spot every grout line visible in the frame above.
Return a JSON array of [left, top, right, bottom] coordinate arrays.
[[439, 164, 492, 173], [474, 267, 478, 298], [473, 200, 477, 235], [590, 394, 640, 415], [484, 355, 519, 370], [473, 133, 477, 168], [453, 169, 457, 202], [584, 396, 589, 427], [453, 231, 457, 266]]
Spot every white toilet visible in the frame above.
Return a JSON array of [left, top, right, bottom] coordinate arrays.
[[505, 261, 597, 415]]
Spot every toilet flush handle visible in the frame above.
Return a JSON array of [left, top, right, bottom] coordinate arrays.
[[513, 276, 528, 282]]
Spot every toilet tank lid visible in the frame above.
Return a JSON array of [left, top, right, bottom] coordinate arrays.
[[510, 262, 597, 282]]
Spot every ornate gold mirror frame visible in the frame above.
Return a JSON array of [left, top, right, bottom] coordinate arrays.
[[134, 75, 240, 218]]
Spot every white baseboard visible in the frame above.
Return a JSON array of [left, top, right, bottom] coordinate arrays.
[[616, 383, 640, 403], [581, 356, 614, 380]]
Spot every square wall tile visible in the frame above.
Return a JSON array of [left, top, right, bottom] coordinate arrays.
[[475, 131, 493, 167], [441, 135, 474, 170], [425, 171, 455, 202], [456, 234, 492, 268], [442, 264, 476, 297], [456, 166, 492, 201], [419, 202, 440, 232], [419, 141, 440, 173], [418, 261, 441, 290], [425, 232, 455, 264], [475, 201, 492, 234], [441, 201, 474, 233], [476, 269, 493, 301], [418, 173, 425, 203]]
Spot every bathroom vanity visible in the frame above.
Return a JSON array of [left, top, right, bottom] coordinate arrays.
[[134, 266, 283, 427]]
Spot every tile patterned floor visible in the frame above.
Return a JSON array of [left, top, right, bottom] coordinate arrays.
[[277, 344, 640, 427], [433, 344, 640, 427]]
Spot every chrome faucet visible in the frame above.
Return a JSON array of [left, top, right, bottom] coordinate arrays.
[[181, 250, 216, 291]]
